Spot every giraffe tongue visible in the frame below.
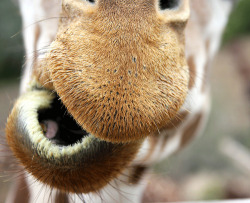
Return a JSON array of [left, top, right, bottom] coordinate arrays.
[[40, 120, 58, 139]]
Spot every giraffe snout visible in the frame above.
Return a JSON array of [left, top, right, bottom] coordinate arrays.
[[37, 0, 190, 143]]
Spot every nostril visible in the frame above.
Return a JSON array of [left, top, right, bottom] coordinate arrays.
[[87, 0, 95, 3], [159, 0, 180, 10]]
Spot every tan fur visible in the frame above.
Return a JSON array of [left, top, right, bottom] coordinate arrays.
[[180, 113, 203, 147], [163, 110, 189, 130], [5, 0, 234, 200], [202, 40, 212, 92], [129, 165, 148, 184], [187, 56, 196, 89], [12, 174, 30, 203], [35, 0, 190, 143], [6, 0, 190, 192], [141, 135, 159, 162]]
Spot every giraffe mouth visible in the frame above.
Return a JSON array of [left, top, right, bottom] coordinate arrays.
[[5, 83, 141, 193], [38, 93, 89, 146]]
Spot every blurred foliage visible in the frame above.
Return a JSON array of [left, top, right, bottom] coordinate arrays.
[[233, 129, 250, 148], [201, 184, 225, 201], [0, 0, 23, 83], [223, 0, 250, 44]]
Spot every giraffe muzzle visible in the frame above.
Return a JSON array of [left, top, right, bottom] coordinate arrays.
[[33, 0, 190, 143], [6, 0, 191, 194]]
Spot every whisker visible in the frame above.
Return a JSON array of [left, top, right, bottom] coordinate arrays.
[[11, 17, 68, 39]]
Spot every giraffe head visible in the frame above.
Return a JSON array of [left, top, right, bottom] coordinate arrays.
[[6, 0, 190, 193]]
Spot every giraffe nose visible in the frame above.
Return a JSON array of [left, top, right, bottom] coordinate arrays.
[[37, 0, 190, 143], [46, 39, 189, 143], [97, 0, 157, 14]]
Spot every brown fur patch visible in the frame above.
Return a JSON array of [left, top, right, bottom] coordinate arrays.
[[180, 113, 203, 148], [202, 62, 210, 92], [155, 111, 189, 153], [13, 174, 30, 203], [34, 25, 41, 57], [188, 56, 196, 89], [55, 191, 69, 203], [160, 133, 171, 152], [129, 165, 148, 184], [163, 111, 189, 130], [142, 135, 159, 162], [202, 40, 211, 92]]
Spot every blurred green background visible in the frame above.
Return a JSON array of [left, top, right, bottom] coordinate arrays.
[[223, 0, 250, 44], [0, 0, 23, 85]]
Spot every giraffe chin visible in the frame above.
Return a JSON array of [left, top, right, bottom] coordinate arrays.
[[5, 84, 142, 193]]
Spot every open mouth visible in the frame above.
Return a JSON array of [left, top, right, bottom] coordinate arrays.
[[38, 93, 89, 146], [5, 82, 141, 193]]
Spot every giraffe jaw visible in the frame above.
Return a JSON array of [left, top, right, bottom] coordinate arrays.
[[5, 83, 141, 193]]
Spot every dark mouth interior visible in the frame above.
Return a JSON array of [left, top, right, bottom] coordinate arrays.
[[38, 93, 89, 146]]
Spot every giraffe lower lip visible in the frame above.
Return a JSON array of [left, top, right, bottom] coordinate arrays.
[[7, 85, 98, 161], [5, 83, 142, 193]]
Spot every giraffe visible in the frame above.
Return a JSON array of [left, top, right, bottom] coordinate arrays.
[[5, 0, 236, 202]]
